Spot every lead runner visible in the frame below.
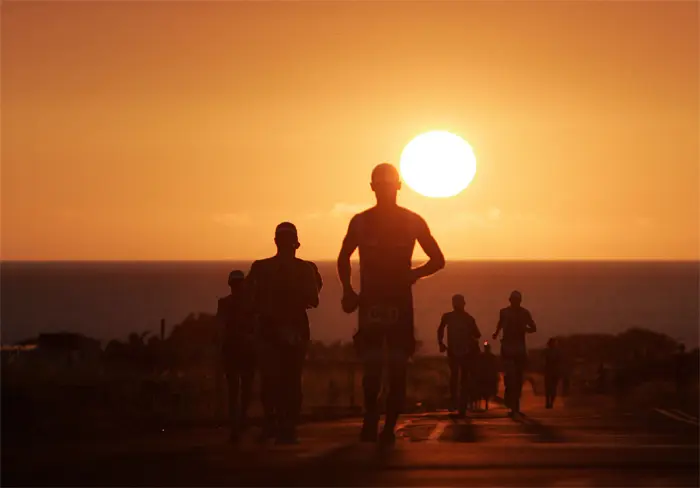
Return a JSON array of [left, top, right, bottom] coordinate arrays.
[[337, 163, 445, 445]]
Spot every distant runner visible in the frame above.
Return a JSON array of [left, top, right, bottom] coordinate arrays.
[[216, 269, 256, 442], [544, 337, 561, 409], [492, 290, 537, 416], [437, 294, 481, 416], [337, 163, 445, 445], [247, 222, 320, 444], [478, 341, 499, 411]]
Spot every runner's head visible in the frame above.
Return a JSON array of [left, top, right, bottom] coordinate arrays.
[[483, 341, 491, 353], [452, 294, 465, 310], [228, 269, 245, 291], [370, 163, 401, 205], [274, 222, 301, 252], [509, 290, 522, 307]]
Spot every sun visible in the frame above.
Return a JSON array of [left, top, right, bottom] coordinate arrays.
[[399, 131, 477, 198]]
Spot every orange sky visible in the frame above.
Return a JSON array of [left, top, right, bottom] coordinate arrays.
[[2, 1, 698, 261]]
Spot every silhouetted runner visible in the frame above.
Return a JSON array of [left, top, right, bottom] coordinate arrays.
[[478, 342, 499, 411], [337, 163, 445, 445], [437, 294, 481, 416], [217, 269, 256, 442], [492, 290, 537, 416], [247, 222, 320, 444], [544, 337, 561, 409]]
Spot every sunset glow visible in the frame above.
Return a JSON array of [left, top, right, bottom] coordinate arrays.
[[2, 2, 698, 261]]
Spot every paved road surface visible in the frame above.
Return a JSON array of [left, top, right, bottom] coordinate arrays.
[[4, 386, 698, 486]]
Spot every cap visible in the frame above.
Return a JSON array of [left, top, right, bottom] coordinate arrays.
[[510, 290, 522, 300], [371, 163, 400, 184], [228, 270, 245, 285], [452, 294, 465, 302], [275, 222, 299, 245], [275, 222, 298, 238]]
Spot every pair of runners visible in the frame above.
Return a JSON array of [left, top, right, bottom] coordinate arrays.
[[438, 291, 538, 416], [217, 223, 322, 444], [217, 163, 439, 445]]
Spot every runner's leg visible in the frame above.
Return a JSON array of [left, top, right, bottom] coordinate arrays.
[[384, 347, 408, 433], [259, 340, 279, 439], [458, 355, 469, 415], [361, 343, 383, 441], [240, 359, 254, 429], [284, 342, 307, 441], [225, 365, 241, 439], [448, 355, 459, 411], [513, 357, 525, 413], [503, 357, 513, 411]]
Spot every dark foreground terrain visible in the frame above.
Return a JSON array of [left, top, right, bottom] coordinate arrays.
[[3, 383, 698, 487]]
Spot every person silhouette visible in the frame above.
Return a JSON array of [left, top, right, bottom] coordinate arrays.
[[478, 342, 499, 411], [437, 294, 481, 416], [216, 270, 256, 442], [247, 222, 320, 444], [337, 163, 445, 445], [492, 290, 537, 416]]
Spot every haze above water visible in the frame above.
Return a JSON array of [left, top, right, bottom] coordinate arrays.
[[1, 261, 697, 352]]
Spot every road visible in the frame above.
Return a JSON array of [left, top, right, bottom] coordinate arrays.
[[4, 386, 699, 487]]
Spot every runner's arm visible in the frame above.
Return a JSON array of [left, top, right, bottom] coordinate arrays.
[[337, 216, 360, 291], [302, 262, 320, 309], [412, 216, 445, 282], [437, 314, 448, 346], [493, 309, 504, 339], [306, 261, 324, 292], [525, 310, 537, 333]]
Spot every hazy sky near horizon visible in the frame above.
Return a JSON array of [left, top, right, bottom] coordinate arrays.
[[2, 1, 698, 261]]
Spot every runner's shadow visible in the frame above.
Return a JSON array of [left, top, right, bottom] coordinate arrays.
[[513, 413, 567, 443], [449, 415, 479, 443]]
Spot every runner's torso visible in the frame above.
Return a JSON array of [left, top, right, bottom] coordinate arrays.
[[443, 311, 479, 356], [352, 207, 426, 335], [250, 256, 318, 340], [499, 306, 533, 358], [354, 206, 424, 301], [217, 294, 254, 353]]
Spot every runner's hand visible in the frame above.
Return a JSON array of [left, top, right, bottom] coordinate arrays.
[[439, 343, 447, 354], [492, 332, 499, 340], [341, 287, 360, 313]]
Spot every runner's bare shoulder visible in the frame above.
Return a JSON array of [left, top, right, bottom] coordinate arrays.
[[397, 206, 429, 235]]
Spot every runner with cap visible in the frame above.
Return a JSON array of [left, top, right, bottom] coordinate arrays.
[[216, 269, 256, 442], [337, 163, 445, 445], [247, 222, 320, 444], [492, 290, 537, 416], [437, 294, 481, 416]]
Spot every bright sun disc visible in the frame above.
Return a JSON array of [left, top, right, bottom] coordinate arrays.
[[399, 131, 477, 198]]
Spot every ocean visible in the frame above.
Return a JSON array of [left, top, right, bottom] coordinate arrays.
[[1, 261, 698, 352]]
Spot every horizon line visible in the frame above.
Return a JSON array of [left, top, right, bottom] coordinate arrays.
[[2, 258, 699, 264]]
